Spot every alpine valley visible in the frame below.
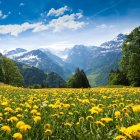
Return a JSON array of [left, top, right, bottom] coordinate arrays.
[[0, 34, 125, 87]]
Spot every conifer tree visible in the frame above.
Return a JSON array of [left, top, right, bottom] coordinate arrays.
[[67, 68, 90, 88]]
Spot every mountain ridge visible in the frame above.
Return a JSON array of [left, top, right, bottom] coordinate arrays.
[[1, 33, 126, 86]]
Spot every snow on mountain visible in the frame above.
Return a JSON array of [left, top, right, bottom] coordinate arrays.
[[4, 48, 27, 59], [4, 48, 27, 55], [100, 34, 126, 49], [2, 33, 126, 82]]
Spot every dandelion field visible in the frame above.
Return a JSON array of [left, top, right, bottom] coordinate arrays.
[[0, 85, 140, 140]]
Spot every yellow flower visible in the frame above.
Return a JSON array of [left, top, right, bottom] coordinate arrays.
[[59, 112, 64, 115], [17, 114, 23, 118], [115, 111, 121, 118], [115, 135, 126, 140], [19, 124, 31, 132], [119, 103, 124, 107], [16, 121, 25, 128], [44, 124, 51, 129], [0, 113, 3, 117], [89, 107, 103, 114], [119, 123, 140, 139], [1, 125, 11, 133], [4, 107, 14, 112], [86, 116, 93, 121], [64, 122, 73, 127], [13, 132, 23, 140], [7, 116, 18, 123], [132, 105, 140, 112], [15, 108, 22, 112], [31, 109, 38, 115], [101, 117, 113, 123], [95, 121, 105, 127], [33, 116, 41, 123], [1, 101, 8, 106], [45, 129, 52, 136]]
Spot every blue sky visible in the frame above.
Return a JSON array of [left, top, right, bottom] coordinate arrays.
[[0, 0, 140, 50]]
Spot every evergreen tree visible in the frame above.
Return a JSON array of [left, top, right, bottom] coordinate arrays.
[[120, 26, 140, 86], [67, 68, 90, 88]]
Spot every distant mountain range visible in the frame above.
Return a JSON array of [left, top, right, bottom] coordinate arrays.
[[0, 33, 126, 86]]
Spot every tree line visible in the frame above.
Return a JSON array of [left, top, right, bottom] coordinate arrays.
[[109, 26, 140, 86], [0, 54, 90, 88]]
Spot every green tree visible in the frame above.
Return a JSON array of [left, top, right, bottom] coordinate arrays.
[[67, 68, 90, 88], [0, 56, 24, 86], [67, 75, 77, 88], [120, 26, 140, 86], [109, 69, 129, 85]]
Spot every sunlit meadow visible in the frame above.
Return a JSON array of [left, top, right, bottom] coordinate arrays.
[[0, 84, 140, 140]]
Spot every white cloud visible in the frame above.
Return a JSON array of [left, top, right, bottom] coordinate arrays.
[[47, 6, 69, 17], [0, 22, 42, 36], [33, 13, 86, 32], [0, 12, 86, 36]]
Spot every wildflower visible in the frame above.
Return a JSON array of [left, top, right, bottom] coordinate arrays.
[[95, 121, 105, 127], [44, 124, 51, 129], [132, 105, 140, 112], [86, 116, 93, 121], [59, 112, 64, 115], [45, 129, 52, 136], [33, 116, 41, 123], [115, 135, 126, 140], [119, 123, 140, 139], [17, 114, 23, 118], [31, 109, 38, 115], [1, 101, 8, 106], [15, 108, 22, 112], [101, 117, 113, 123], [1, 125, 11, 133], [68, 112, 73, 116], [115, 111, 121, 118], [64, 122, 73, 127], [7, 116, 18, 123], [0, 113, 3, 117], [19, 124, 31, 132], [89, 106, 103, 114], [16, 121, 25, 128], [4, 107, 14, 112], [13, 132, 22, 140], [119, 103, 124, 107]]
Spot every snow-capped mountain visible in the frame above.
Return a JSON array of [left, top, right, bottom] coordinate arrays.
[[100, 34, 125, 49], [4, 48, 27, 58], [3, 33, 126, 85], [4, 48, 72, 79], [63, 34, 126, 86]]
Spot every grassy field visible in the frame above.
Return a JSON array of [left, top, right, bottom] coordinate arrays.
[[0, 85, 140, 140]]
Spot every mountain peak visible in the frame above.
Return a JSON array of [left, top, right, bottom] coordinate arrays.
[[113, 33, 126, 42], [4, 48, 27, 57], [100, 33, 126, 49]]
